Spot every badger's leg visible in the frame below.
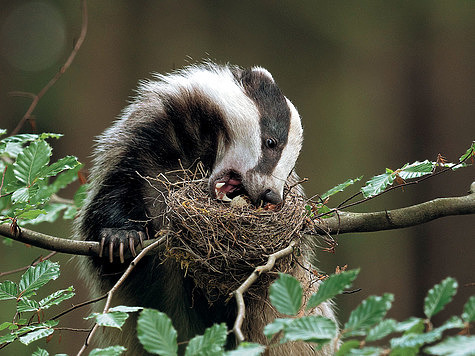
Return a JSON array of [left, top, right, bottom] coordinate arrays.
[[80, 162, 151, 265]]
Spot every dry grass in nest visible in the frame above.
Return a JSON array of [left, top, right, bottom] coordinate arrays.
[[149, 167, 307, 303]]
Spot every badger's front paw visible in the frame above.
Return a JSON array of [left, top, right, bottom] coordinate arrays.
[[98, 228, 146, 264]]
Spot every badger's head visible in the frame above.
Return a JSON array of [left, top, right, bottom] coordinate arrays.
[[206, 65, 303, 206], [133, 63, 303, 207]]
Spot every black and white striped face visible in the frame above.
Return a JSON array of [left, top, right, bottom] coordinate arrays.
[[206, 65, 303, 205]]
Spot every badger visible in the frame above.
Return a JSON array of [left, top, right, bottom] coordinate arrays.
[[76, 62, 337, 355]]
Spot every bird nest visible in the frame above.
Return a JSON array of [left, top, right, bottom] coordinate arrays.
[[151, 168, 307, 303]]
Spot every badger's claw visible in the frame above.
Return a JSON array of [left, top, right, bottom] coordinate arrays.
[[129, 235, 137, 257], [97, 228, 146, 264]]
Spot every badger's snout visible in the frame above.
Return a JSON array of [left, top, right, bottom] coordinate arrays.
[[210, 169, 284, 207], [258, 189, 282, 205]]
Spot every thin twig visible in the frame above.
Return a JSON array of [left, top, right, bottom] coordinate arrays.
[[54, 327, 91, 332], [51, 294, 107, 321], [10, 0, 88, 135], [76, 236, 165, 356], [0, 251, 56, 277], [319, 155, 473, 219], [232, 240, 297, 343]]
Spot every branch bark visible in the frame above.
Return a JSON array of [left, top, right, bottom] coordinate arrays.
[[317, 184, 475, 235], [0, 224, 162, 257]]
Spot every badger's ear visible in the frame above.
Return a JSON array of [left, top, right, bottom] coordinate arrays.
[[239, 66, 275, 92]]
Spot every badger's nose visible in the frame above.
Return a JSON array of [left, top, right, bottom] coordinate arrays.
[[258, 189, 282, 205]]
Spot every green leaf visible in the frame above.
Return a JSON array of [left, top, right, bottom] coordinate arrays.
[[281, 316, 337, 344], [15, 321, 58, 336], [335, 340, 360, 356], [424, 277, 458, 319], [13, 140, 52, 186], [391, 316, 464, 349], [11, 187, 30, 203], [19, 260, 60, 297], [21, 205, 65, 224], [269, 273, 303, 316], [225, 342, 265, 356], [89, 346, 127, 356], [345, 347, 383, 355], [315, 204, 334, 218], [86, 311, 129, 329], [390, 347, 419, 356], [320, 177, 363, 200], [17, 208, 47, 221], [137, 309, 178, 356], [390, 331, 438, 349], [0, 128, 6, 136], [38, 156, 80, 179], [438, 316, 465, 330], [398, 160, 435, 180], [1, 133, 39, 144], [0, 322, 15, 331], [16, 318, 28, 326], [52, 163, 82, 191], [63, 205, 79, 220], [19, 328, 54, 345], [394, 317, 424, 333], [425, 335, 475, 355], [185, 323, 227, 356], [32, 347, 49, 356], [39, 286, 75, 309], [17, 298, 40, 313], [307, 269, 359, 310], [459, 141, 475, 162], [39, 133, 62, 140], [1, 142, 23, 158], [343, 294, 394, 337], [361, 170, 395, 198], [0, 280, 19, 300], [0, 333, 17, 344], [365, 318, 397, 342], [263, 318, 294, 338], [462, 296, 475, 323]]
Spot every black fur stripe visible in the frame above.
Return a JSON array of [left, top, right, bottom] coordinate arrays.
[[83, 87, 230, 236], [130, 89, 230, 171], [239, 69, 291, 175]]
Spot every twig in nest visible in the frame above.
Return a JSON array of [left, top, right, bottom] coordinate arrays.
[[232, 240, 297, 343]]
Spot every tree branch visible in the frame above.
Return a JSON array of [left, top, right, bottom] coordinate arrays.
[[0, 223, 162, 257], [0, 183, 473, 257], [316, 182, 475, 234]]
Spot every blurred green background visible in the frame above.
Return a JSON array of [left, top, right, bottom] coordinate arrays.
[[1, 1, 474, 354]]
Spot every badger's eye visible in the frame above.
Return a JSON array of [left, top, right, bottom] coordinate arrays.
[[265, 138, 277, 149]]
